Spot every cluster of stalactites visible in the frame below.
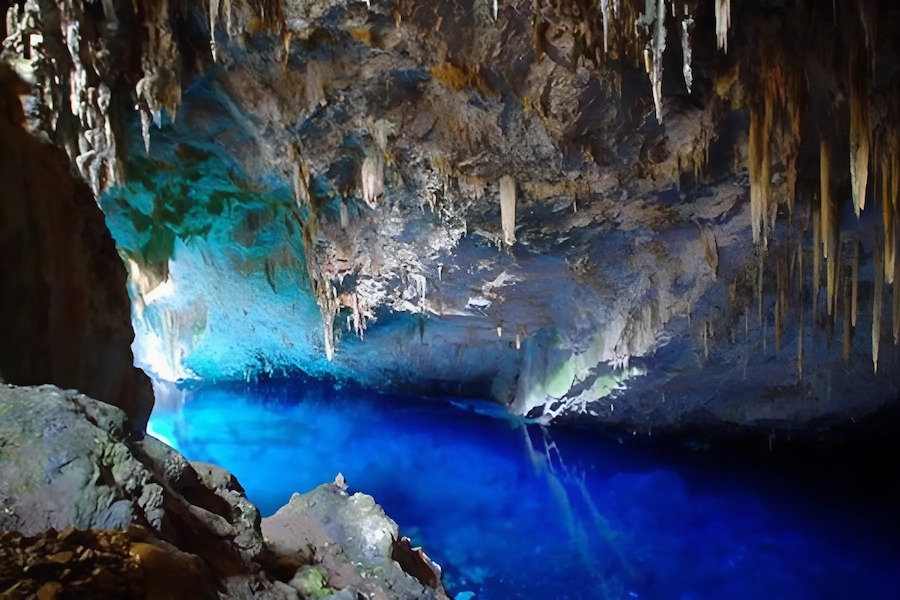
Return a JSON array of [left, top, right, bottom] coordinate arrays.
[[573, 0, 703, 125], [207, 0, 288, 60], [2, 0, 127, 195], [747, 42, 803, 248], [635, 0, 670, 124], [134, 0, 183, 154]]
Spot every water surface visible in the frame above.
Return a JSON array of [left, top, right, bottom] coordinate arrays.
[[149, 382, 900, 599]]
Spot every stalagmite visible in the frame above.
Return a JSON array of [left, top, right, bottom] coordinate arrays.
[[715, 0, 731, 53], [499, 175, 516, 246], [849, 45, 870, 217], [873, 245, 884, 371]]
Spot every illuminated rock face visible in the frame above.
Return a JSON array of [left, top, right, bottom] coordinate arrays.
[[6, 0, 900, 435]]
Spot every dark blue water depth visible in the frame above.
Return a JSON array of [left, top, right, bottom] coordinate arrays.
[[148, 382, 900, 600]]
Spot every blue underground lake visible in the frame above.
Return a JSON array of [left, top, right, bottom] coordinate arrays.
[[149, 381, 900, 600]]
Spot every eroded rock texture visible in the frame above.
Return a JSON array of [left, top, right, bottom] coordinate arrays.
[[4, 0, 900, 436], [0, 384, 447, 599], [0, 62, 153, 429]]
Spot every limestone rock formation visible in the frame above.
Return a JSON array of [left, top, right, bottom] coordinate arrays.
[[263, 484, 449, 600], [3, 0, 900, 437], [0, 384, 447, 599]]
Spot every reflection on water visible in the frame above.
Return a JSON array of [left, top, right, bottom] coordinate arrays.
[[150, 381, 900, 600]]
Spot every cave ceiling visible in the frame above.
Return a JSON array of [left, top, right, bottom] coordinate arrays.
[[3, 0, 900, 436]]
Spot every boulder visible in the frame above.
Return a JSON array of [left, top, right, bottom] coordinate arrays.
[[262, 482, 449, 600]]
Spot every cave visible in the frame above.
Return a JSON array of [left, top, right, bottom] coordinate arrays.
[[1, 0, 899, 598]]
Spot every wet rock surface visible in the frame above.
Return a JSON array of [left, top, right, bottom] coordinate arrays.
[[0, 384, 447, 599]]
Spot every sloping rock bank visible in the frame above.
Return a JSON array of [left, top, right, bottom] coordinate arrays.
[[0, 384, 448, 600]]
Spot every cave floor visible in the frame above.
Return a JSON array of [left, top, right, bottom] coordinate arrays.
[[150, 382, 900, 600]]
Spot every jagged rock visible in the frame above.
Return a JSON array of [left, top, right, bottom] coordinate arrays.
[[262, 484, 450, 600], [0, 384, 449, 599], [190, 461, 265, 561], [0, 384, 288, 598]]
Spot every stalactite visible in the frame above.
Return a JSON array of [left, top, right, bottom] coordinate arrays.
[[500, 175, 517, 247], [600, 0, 610, 55], [873, 244, 884, 371], [895, 216, 900, 345], [650, 0, 666, 123], [813, 204, 822, 321], [851, 240, 859, 327], [797, 239, 804, 382], [849, 43, 870, 217], [209, 0, 220, 60], [775, 258, 783, 354], [882, 158, 895, 283], [715, 0, 730, 53], [820, 138, 840, 317], [636, 0, 666, 124], [361, 153, 384, 209], [776, 253, 789, 354], [826, 232, 838, 318], [842, 268, 852, 363], [288, 144, 311, 214], [680, 11, 693, 94], [699, 225, 718, 280], [757, 250, 764, 330], [748, 108, 769, 246], [782, 99, 802, 222], [306, 61, 326, 112], [339, 199, 349, 229]]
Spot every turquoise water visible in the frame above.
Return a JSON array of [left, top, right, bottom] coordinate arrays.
[[149, 382, 900, 599]]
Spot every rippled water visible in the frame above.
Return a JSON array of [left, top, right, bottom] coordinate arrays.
[[149, 381, 900, 600]]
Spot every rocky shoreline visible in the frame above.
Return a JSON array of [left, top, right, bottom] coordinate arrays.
[[0, 384, 448, 599]]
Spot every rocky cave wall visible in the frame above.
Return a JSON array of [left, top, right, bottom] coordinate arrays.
[[0, 61, 153, 429], [3, 0, 899, 437]]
